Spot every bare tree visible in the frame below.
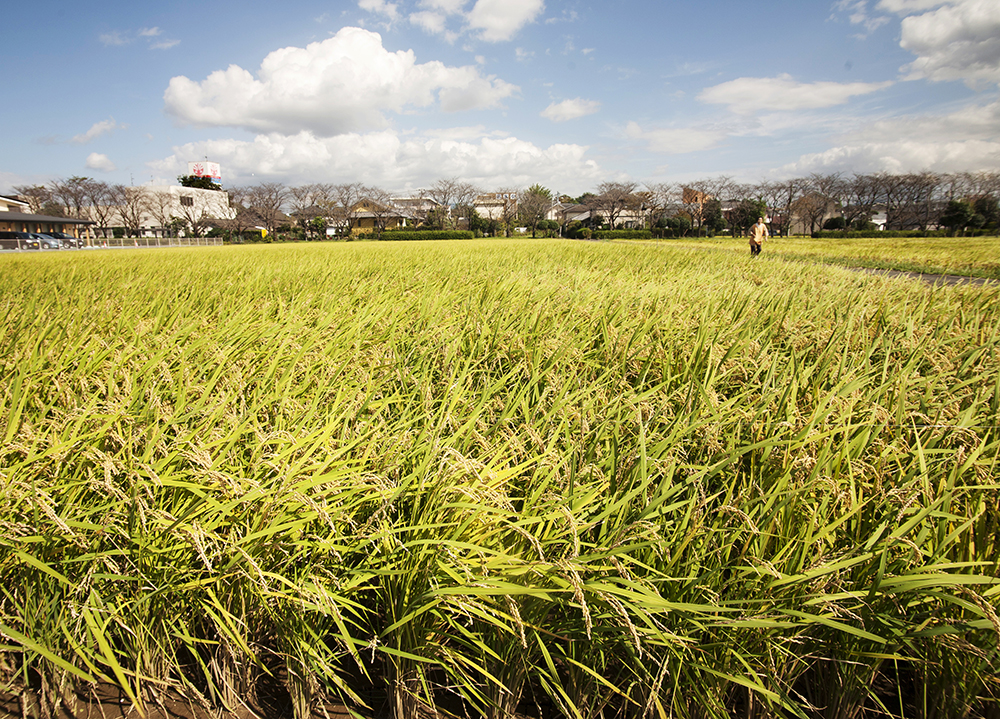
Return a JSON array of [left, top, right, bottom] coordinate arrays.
[[326, 182, 364, 237], [840, 174, 881, 230], [790, 193, 830, 235], [83, 180, 116, 238], [425, 177, 462, 208], [590, 181, 639, 229], [217, 186, 263, 241], [637, 182, 678, 231], [109, 185, 151, 237], [147, 190, 177, 237], [49, 177, 93, 218], [360, 186, 400, 239], [245, 182, 288, 238], [770, 178, 806, 236], [12, 185, 51, 214]]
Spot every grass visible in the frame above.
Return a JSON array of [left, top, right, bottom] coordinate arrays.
[[0, 239, 998, 719], [651, 233, 1000, 280]]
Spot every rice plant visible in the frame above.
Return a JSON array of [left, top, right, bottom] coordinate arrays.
[[1, 240, 997, 718]]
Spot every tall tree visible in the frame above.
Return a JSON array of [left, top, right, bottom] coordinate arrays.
[[326, 182, 364, 237], [109, 185, 150, 237], [245, 182, 288, 239], [49, 177, 93, 218], [518, 184, 552, 238], [83, 181, 115, 239], [590, 181, 639, 229]]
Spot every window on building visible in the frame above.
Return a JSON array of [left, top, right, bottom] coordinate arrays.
[[180, 196, 194, 207]]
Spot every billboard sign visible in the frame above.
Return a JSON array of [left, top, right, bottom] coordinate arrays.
[[188, 161, 222, 184]]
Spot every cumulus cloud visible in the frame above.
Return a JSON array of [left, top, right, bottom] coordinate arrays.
[[698, 74, 892, 113], [467, 0, 544, 42], [625, 122, 728, 154], [85, 153, 117, 172], [163, 27, 517, 136], [71, 118, 122, 144], [541, 98, 601, 122], [896, 0, 1000, 85], [779, 99, 1000, 174], [149, 129, 602, 192]]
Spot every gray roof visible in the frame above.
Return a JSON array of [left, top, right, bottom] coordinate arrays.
[[0, 211, 94, 225]]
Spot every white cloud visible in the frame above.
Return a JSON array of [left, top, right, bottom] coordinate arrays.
[[467, 0, 544, 42], [85, 153, 117, 172], [71, 118, 122, 144], [781, 138, 1000, 175], [779, 98, 1000, 174], [100, 27, 179, 50], [149, 129, 602, 192], [410, 10, 447, 33], [515, 47, 534, 62], [99, 31, 130, 47], [698, 74, 892, 113], [897, 0, 1000, 85], [421, 0, 467, 13], [359, 0, 400, 21], [541, 98, 601, 122], [420, 125, 508, 140], [163, 27, 518, 136], [875, 0, 948, 13], [832, 0, 891, 36], [625, 122, 728, 154], [151, 39, 181, 50]]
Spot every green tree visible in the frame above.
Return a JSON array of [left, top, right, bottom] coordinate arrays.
[[518, 184, 552, 238], [703, 199, 727, 236], [939, 200, 975, 235], [178, 175, 222, 191], [972, 195, 998, 228], [728, 198, 768, 237]]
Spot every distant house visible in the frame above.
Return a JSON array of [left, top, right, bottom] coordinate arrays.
[[350, 198, 417, 235], [392, 197, 444, 222], [0, 195, 95, 239], [474, 193, 517, 221]]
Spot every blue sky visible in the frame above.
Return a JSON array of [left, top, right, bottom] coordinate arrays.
[[2, 0, 998, 195]]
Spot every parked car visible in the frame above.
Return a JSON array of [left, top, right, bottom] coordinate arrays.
[[0, 231, 40, 250], [46, 232, 83, 248], [31, 233, 63, 249]]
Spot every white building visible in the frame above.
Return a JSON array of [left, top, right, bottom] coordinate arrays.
[[104, 184, 235, 237]]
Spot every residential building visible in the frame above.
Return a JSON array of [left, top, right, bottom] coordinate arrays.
[[0, 195, 95, 238]]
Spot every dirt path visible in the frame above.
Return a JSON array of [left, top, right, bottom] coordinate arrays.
[[850, 267, 999, 287]]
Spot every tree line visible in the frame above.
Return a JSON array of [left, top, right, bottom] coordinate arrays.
[[12, 170, 1000, 241]]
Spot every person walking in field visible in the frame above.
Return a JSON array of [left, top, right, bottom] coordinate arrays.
[[750, 217, 768, 256]]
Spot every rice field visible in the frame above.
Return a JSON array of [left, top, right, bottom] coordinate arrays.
[[1, 239, 998, 719], [661, 234, 1000, 281]]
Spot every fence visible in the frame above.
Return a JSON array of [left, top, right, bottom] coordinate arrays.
[[85, 237, 224, 248]]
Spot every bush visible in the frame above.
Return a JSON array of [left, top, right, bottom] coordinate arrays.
[[575, 228, 592, 240], [593, 230, 653, 240], [813, 230, 950, 239], [822, 217, 847, 231]]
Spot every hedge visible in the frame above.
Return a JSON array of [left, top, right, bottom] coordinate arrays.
[[593, 230, 653, 240], [812, 229, 995, 239], [359, 230, 476, 241]]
